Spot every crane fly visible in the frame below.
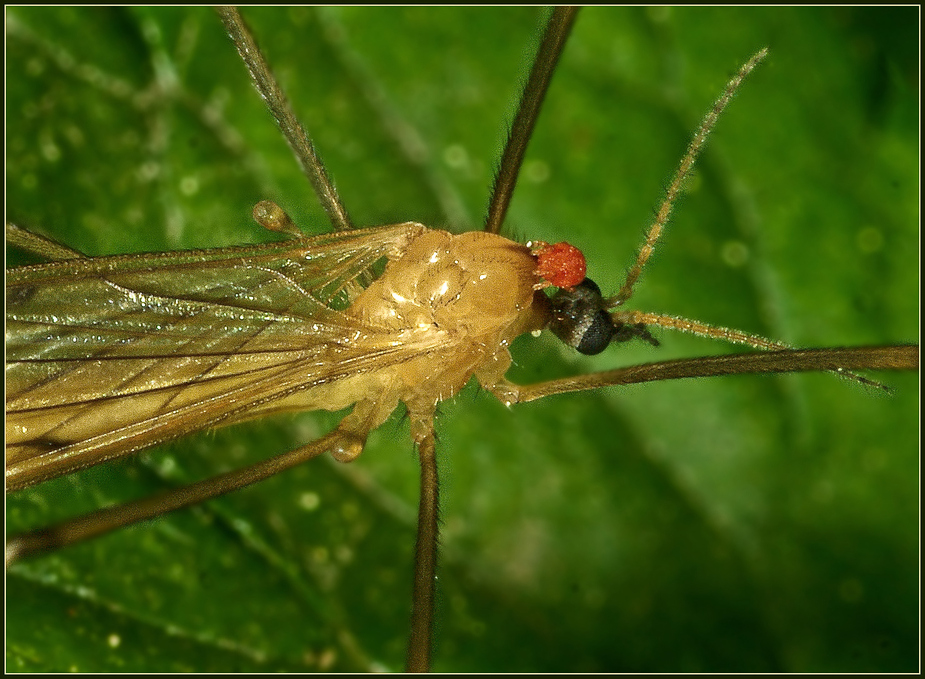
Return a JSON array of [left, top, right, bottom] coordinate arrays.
[[6, 7, 918, 673]]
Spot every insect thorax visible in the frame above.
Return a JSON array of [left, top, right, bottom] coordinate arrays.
[[346, 228, 549, 408]]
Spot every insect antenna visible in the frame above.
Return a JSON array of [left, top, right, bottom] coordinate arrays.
[[547, 49, 771, 358], [608, 48, 769, 307]]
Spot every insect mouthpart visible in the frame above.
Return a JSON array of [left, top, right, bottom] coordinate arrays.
[[549, 278, 659, 355]]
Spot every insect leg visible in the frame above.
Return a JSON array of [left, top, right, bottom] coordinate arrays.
[[483, 6, 579, 235], [489, 345, 919, 405], [6, 427, 365, 565], [406, 414, 439, 672], [215, 7, 354, 232]]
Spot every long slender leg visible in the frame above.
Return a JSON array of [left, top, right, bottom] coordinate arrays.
[[490, 345, 919, 405], [406, 416, 440, 672], [483, 6, 579, 235], [215, 7, 354, 232], [6, 428, 365, 565]]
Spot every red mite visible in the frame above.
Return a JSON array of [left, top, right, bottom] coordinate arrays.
[[531, 241, 587, 290]]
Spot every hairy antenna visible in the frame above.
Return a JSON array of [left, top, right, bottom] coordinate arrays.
[[609, 48, 769, 307]]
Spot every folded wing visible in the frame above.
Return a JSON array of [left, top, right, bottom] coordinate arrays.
[[6, 223, 428, 489]]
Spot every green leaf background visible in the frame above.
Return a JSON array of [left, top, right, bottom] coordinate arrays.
[[6, 7, 918, 672]]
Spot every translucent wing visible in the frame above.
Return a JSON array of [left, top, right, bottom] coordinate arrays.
[[6, 222, 427, 489]]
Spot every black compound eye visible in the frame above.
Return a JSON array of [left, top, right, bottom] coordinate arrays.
[[549, 278, 615, 355], [574, 309, 616, 355]]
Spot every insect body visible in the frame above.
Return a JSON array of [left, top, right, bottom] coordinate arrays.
[[6, 223, 556, 488]]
